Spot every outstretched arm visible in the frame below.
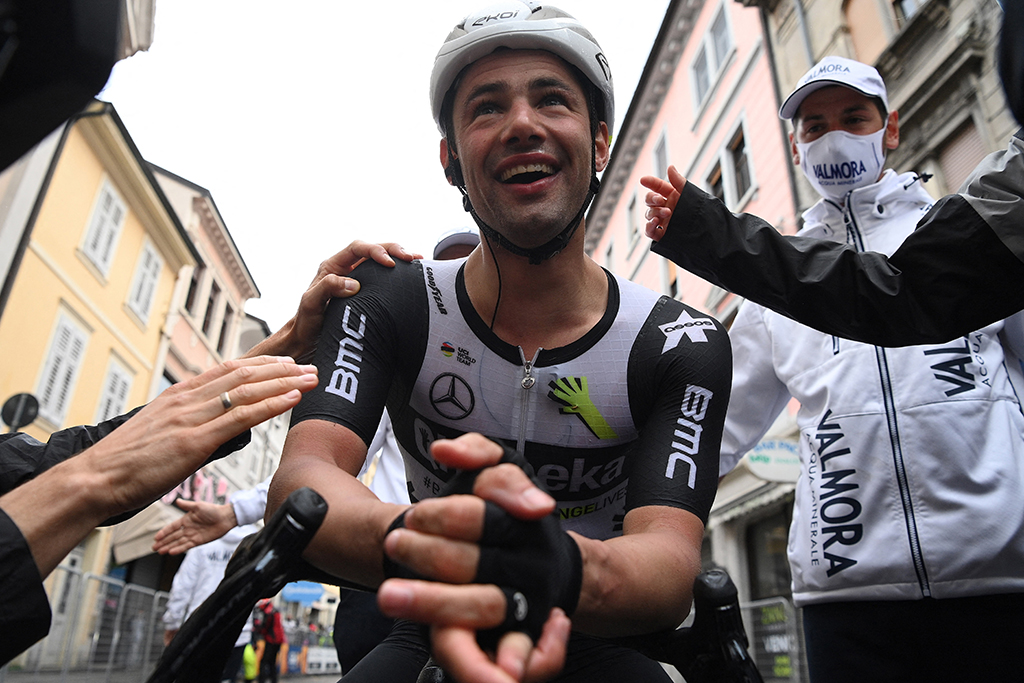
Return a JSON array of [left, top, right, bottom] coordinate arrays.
[[0, 356, 318, 577], [642, 147, 1024, 346]]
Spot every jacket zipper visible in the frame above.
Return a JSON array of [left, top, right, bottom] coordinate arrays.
[[845, 203, 932, 597]]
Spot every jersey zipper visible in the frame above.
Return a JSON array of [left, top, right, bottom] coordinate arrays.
[[516, 351, 538, 454], [845, 202, 932, 597]]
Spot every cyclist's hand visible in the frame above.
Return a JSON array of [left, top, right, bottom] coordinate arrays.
[[640, 165, 687, 241], [378, 433, 573, 681]]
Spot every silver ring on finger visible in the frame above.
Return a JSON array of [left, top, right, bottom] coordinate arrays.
[[220, 392, 233, 411]]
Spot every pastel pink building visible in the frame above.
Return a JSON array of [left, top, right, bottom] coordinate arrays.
[[587, 0, 799, 327]]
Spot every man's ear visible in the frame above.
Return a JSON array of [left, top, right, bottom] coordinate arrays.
[[790, 131, 800, 166], [440, 139, 454, 186], [594, 122, 611, 172], [884, 111, 900, 150]]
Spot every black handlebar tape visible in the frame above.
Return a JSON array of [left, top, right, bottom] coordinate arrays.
[[608, 568, 764, 683], [146, 487, 328, 683]]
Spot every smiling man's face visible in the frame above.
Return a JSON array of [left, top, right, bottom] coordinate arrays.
[[442, 49, 609, 249]]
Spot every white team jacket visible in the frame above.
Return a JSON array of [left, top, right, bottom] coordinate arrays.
[[162, 524, 260, 646], [722, 169, 1024, 607]]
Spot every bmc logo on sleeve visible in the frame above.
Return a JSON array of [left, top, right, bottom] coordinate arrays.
[[664, 384, 714, 488], [325, 306, 367, 403]]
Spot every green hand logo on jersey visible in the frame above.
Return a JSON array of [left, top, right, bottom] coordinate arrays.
[[547, 376, 619, 440]]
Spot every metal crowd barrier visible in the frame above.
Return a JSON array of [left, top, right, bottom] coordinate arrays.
[[1, 565, 169, 683]]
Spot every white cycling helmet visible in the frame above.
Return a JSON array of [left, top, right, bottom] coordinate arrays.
[[430, 1, 615, 137]]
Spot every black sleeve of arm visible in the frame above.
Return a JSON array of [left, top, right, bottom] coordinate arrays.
[[653, 179, 1024, 346], [0, 509, 52, 666], [624, 301, 732, 524], [290, 259, 424, 448], [0, 408, 143, 496]]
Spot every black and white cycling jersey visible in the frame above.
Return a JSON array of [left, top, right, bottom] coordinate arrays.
[[291, 258, 732, 538]]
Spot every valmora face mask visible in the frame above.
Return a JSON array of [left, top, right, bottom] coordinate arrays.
[[797, 127, 886, 201]]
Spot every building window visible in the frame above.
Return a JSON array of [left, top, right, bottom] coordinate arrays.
[[729, 127, 752, 201], [893, 0, 925, 26], [37, 313, 89, 425], [184, 265, 205, 315], [82, 181, 126, 275], [627, 193, 640, 248], [690, 5, 734, 109], [202, 281, 221, 337], [157, 371, 176, 395], [746, 507, 794, 601], [706, 122, 755, 210], [127, 241, 163, 323], [604, 242, 614, 271], [710, 8, 731, 68], [653, 133, 669, 180], [707, 162, 725, 202], [217, 303, 234, 356], [95, 357, 133, 423]]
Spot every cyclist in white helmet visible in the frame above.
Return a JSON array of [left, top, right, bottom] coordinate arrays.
[[268, 4, 731, 682]]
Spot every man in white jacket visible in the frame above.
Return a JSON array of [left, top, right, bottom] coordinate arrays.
[[162, 524, 261, 682], [721, 57, 1024, 682]]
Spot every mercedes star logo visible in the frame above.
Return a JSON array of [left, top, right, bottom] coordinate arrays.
[[429, 373, 475, 420]]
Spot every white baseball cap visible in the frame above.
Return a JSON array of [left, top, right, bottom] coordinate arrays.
[[433, 227, 480, 259], [779, 56, 889, 120]]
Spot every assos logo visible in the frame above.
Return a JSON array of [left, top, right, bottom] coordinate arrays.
[[659, 310, 716, 351]]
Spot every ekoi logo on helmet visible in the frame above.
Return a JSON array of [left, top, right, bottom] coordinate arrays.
[[471, 9, 522, 26]]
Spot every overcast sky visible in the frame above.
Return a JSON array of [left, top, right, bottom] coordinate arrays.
[[99, 1, 671, 329]]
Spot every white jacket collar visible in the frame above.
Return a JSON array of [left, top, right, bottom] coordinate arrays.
[[799, 169, 933, 241]]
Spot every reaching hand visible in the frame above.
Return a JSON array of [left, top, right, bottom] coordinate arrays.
[[88, 356, 318, 521], [152, 499, 238, 555], [377, 434, 575, 683], [1, 355, 318, 578], [246, 241, 422, 362], [640, 165, 687, 241]]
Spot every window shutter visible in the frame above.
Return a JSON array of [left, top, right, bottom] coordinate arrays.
[[128, 242, 163, 322], [95, 360, 133, 423], [83, 183, 126, 274], [38, 315, 89, 425]]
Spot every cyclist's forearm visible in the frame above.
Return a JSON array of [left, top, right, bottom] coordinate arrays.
[[571, 507, 702, 637], [269, 448, 408, 588]]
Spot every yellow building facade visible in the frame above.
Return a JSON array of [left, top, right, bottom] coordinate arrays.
[[0, 102, 196, 668], [0, 101, 196, 438]]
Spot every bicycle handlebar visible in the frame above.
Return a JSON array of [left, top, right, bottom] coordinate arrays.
[[148, 485, 763, 683], [610, 568, 763, 683], [145, 487, 327, 683]]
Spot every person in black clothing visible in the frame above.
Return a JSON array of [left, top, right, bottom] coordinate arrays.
[[640, 2, 1024, 347], [267, 4, 732, 683], [0, 241, 414, 666]]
